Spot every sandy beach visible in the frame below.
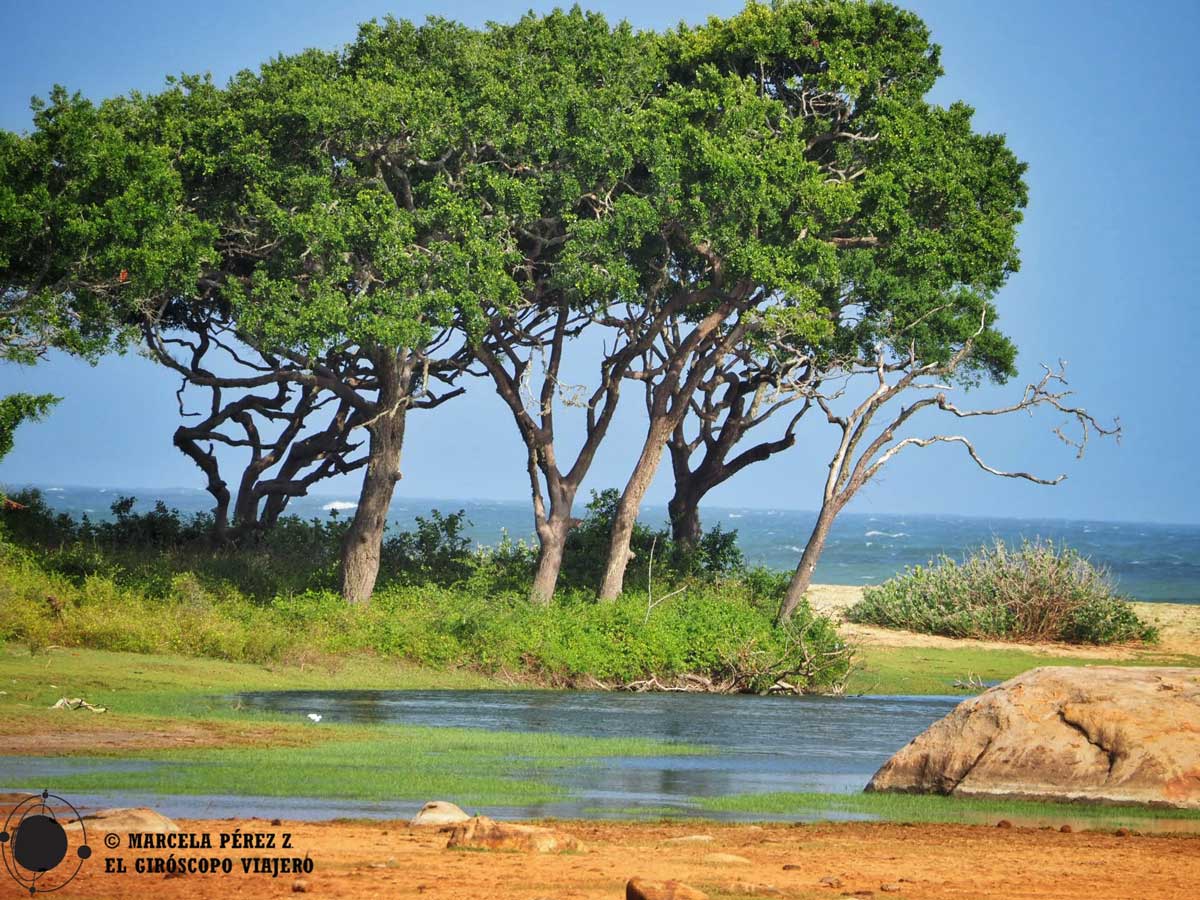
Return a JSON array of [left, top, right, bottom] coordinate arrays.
[[43, 816, 1200, 900]]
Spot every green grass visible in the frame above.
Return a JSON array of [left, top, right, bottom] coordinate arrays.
[[695, 791, 1200, 830], [846, 643, 1200, 695], [0, 538, 850, 693], [47, 728, 707, 806], [0, 645, 706, 807]]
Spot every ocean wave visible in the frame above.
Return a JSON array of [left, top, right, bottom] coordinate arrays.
[[323, 500, 358, 512], [864, 530, 908, 538]]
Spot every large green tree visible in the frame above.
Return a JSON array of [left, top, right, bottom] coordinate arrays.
[[0, 10, 663, 603], [592, 0, 1031, 600], [1, 93, 183, 471]]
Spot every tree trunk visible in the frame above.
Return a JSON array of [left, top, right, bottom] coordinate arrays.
[[667, 488, 702, 549], [597, 419, 671, 601], [340, 355, 410, 602], [174, 428, 230, 540], [530, 512, 572, 604], [777, 502, 838, 623], [231, 484, 261, 534]]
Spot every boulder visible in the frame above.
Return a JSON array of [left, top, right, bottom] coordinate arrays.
[[626, 877, 710, 900], [410, 801, 470, 827], [444, 816, 583, 852], [867, 666, 1200, 808], [63, 807, 179, 834]]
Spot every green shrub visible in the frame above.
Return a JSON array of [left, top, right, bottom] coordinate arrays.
[[0, 487, 850, 691], [0, 540, 851, 693], [847, 540, 1157, 645]]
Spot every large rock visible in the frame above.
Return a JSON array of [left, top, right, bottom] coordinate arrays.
[[444, 816, 583, 852], [626, 878, 709, 900], [867, 666, 1200, 808], [63, 807, 179, 833], [410, 801, 470, 827]]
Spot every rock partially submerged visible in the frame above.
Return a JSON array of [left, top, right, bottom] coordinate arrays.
[[867, 666, 1200, 808], [64, 807, 179, 833], [410, 801, 470, 827], [444, 815, 583, 852]]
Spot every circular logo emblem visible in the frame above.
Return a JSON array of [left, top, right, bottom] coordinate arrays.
[[0, 791, 91, 895]]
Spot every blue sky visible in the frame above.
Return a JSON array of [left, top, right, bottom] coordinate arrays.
[[1, 0, 1198, 524]]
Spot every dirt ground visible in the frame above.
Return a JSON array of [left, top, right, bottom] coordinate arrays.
[[806, 584, 1200, 659], [37, 817, 1200, 900]]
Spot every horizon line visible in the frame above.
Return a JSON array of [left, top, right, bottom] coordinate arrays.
[[7, 481, 1200, 531]]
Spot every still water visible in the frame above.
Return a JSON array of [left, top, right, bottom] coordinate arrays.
[[234, 690, 962, 818], [0, 691, 959, 821]]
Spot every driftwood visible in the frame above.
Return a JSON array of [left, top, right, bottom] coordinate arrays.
[[49, 697, 108, 713]]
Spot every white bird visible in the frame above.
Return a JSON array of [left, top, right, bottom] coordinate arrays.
[[307, 713, 323, 723]]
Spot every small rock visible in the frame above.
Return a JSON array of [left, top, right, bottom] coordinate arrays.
[[411, 800, 470, 827], [291, 880, 308, 893], [1060, 824, 1073, 833], [662, 834, 715, 845], [819, 875, 844, 888], [626, 877, 709, 900], [782, 863, 802, 870], [995, 819, 1013, 829], [881, 884, 902, 893], [702, 852, 752, 865], [445, 815, 583, 852], [726, 884, 781, 896], [1114, 827, 1130, 837], [271, 818, 282, 826], [64, 807, 178, 834]]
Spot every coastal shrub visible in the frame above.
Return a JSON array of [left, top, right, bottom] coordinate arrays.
[[0, 542, 851, 692], [846, 540, 1157, 645], [559, 488, 745, 591], [0, 487, 745, 601]]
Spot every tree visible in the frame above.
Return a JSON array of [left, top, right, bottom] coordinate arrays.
[[595, 0, 1029, 600], [662, 328, 815, 548], [145, 307, 371, 538], [1, 95, 170, 473], [774, 311, 1120, 622], [449, 10, 682, 603], [0, 393, 58, 467], [1, 11, 668, 604]]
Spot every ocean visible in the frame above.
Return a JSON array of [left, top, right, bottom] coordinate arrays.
[[20, 484, 1200, 604]]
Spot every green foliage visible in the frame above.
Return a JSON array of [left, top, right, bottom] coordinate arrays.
[[847, 540, 1158, 645], [561, 489, 745, 591], [0, 502, 850, 693], [0, 393, 59, 463]]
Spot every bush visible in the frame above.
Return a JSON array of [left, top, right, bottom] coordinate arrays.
[[0, 487, 851, 692], [0, 539, 851, 693], [559, 488, 745, 591], [846, 540, 1157, 645]]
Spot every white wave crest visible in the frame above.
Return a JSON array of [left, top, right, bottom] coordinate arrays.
[[323, 500, 358, 512]]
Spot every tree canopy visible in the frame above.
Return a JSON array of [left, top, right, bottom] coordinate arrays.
[[1, 2, 1055, 606]]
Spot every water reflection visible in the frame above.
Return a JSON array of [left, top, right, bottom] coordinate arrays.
[[230, 690, 959, 816]]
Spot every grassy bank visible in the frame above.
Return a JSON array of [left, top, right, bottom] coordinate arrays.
[[5, 646, 1199, 830], [0, 645, 706, 806], [0, 492, 854, 693], [696, 791, 1200, 831]]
